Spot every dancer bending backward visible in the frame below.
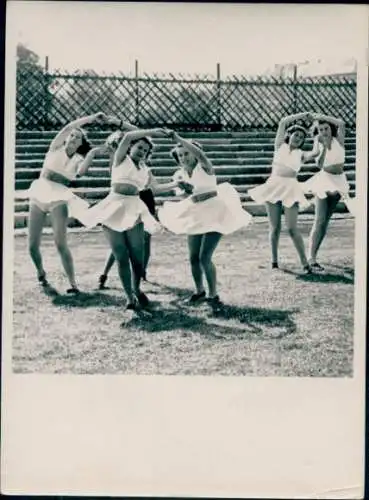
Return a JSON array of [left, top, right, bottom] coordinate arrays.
[[158, 130, 253, 307], [97, 123, 179, 289], [248, 112, 320, 273], [27, 112, 109, 293], [81, 126, 168, 310], [304, 113, 354, 271]]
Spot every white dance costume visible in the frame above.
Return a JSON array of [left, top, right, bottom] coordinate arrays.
[[248, 143, 310, 209], [24, 147, 90, 218], [80, 156, 161, 234], [303, 138, 355, 215], [158, 163, 252, 235]]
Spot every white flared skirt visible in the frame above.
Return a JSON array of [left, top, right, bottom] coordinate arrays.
[[80, 191, 162, 234], [303, 170, 356, 216], [157, 182, 252, 235], [24, 178, 90, 220], [303, 170, 350, 198], [248, 175, 311, 210]]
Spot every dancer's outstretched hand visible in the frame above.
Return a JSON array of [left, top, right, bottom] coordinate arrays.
[[105, 115, 121, 126], [93, 112, 109, 124], [150, 127, 168, 137], [105, 130, 123, 148], [162, 128, 177, 139]]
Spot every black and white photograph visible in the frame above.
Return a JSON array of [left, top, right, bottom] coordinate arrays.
[[8, 2, 362, 377], [2, 1, 368, 497]]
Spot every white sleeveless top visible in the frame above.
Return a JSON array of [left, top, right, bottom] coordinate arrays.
[[111, 155, 150, 191], [272, 143, 303, 173], [173, 163, 217, 195], [42, 148, 84, 181], [317, 138, 345, 166]]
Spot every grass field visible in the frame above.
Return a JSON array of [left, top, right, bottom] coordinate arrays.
[[12, 215, 355, 376]]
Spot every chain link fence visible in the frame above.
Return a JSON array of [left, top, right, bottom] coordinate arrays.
[[16, 63, 356, 131]]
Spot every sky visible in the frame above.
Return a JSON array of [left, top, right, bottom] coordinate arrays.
[[7, 2, 368, 77]]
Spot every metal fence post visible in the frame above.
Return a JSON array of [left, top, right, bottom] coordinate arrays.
[[216, 63, 222, 130], [43, 56, 50, 130], [292, 63, 298, 114], [135, 59, 139, 125]]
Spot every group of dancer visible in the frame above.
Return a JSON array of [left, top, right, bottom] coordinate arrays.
[[24, 110, 354, 312]]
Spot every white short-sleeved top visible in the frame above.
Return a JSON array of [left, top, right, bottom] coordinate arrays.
[[111, 155, 150, 191], [316, 138, 345, 166], [42, 147, 84, 181], [173, 163, 217, 195], [272, 143, 303, 173]]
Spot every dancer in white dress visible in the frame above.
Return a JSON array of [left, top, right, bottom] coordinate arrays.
[[81, 126, 168, 310], [248, 112, 320, 273], [158, 129, 253, 307], [26, 112, 110, 293], [304, 113, 355, 271], [96, 123, 178, 289]]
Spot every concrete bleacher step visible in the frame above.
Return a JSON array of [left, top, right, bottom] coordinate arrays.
[[13, 163, 357, 182], [15, 129, 357, 141], [14, 137, 357, 151], [13, 160, 358, 181], [15, 170, 358, 192], [14, 130, 280, 141], [14, 166, 358, 191], [14, 154, 357, 173], [14, 145, 357, 162]]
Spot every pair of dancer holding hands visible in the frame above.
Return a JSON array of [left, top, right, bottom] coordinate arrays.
[[83, 120, 253, 310], [249, 110, 353, 273]]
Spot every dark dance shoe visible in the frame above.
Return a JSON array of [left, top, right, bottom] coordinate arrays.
[[66, 287, 81, 295], [271, 262, 279, 270], [302, 265, 314, 275], [38, 274, 48, 286], [206, 295, 222, 308], [98, 274, 108, 290], [187, 291, 206, 305], [126, 302, 139, 311], [137, 291, 150, 308], [310, 262, 325, 272]]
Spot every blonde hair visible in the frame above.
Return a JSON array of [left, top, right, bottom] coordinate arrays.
[[170, 140, 203, 164]]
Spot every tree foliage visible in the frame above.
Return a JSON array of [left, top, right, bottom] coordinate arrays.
[[16, 43, 46, 128]]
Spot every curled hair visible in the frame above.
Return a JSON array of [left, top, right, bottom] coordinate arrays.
[[311, 120, 338, 137], [127, 136, 154, 157], [284, 124, 308, 145], [170, 140, 203, 164]]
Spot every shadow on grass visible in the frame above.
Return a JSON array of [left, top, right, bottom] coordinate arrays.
[[211, 303, 298, 333], [145, 281, 193, 298], [277, 267, 354, 285], [52, 290, 124, 308], [296, 273, 354, 285], [328, 263, 355, 275], [124, 301, 298, 340]]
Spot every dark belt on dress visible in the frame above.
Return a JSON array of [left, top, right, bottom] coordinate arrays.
[[41, 170, 72, 187], [191, 190, 218, 203]]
